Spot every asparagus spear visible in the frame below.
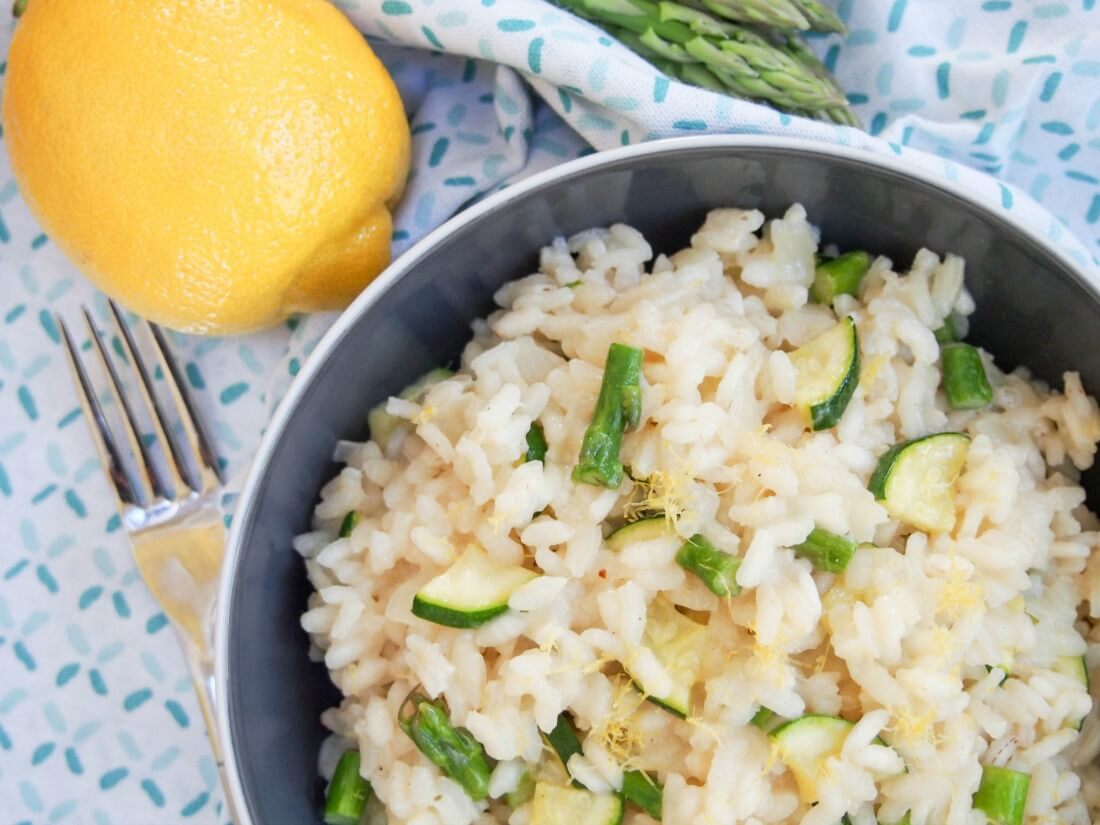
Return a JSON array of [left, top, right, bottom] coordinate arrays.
[[695, 0, 811, 30], [791, 526, 857, 573], [811, 250, 873, 304], [323, 751, 372, 825], [398, 693, 492, 801], [573, 343, 644, 489], [554, 0, 856, 123], [622, 770, 664, 820], [525, 421, 548, 462], [675, 533, 742, 597]]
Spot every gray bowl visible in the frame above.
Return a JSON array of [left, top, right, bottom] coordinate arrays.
[[216, 136, 1100, 824]]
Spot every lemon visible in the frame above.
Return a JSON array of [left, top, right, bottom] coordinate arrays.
[[2, 0, 410, 334]]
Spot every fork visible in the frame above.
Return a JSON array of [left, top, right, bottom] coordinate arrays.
[[58, 300, 240, 823]]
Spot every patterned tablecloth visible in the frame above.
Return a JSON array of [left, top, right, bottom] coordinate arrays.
[[1, 1, 1098, 822]]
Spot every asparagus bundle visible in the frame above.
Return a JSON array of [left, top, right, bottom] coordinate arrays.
[[554, 0, 858, 126]]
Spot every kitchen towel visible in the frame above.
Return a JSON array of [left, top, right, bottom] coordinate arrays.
[[1, 1, 1098, 822]]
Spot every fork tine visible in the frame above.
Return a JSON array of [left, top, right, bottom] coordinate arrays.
[[108, 300, 194, 497], [146, 320, 224, 491], [57, 314, 144, 509], [82, 307, 169, 502]]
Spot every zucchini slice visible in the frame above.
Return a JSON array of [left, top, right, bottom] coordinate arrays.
[[606, 515, 673, 552], [1053, 655, 1089, 730], [411, 546, 538, 629], [790, 316, 860, 431], [769, 714, 852, 802], [972, 765, 1030, 825], [530, 782, 624, 825], [628, 598, 706, 718], [368, 367, 454, 446], [868, 433, 970, 533]]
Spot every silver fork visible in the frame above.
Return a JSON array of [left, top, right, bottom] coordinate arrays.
[[59, 300, 240, 823]]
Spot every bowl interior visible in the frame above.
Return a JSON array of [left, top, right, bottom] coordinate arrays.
[[223, 141, 1100, 824]]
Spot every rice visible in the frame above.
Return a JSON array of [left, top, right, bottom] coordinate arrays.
[[299, 204, 1100, 824]]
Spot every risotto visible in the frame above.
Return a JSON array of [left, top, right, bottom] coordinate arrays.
[[296, 205, 1100, 825]]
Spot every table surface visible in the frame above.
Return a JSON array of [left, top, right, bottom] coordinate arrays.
[[2, 2, 1099, 823]]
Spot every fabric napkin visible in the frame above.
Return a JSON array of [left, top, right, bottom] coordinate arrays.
[[1, 1, 1098, 822]]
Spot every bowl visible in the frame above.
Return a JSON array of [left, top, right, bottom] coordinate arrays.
[[215, 135, 1100, 824]]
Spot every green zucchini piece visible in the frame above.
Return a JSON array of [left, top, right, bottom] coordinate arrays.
[[525, 421, 549, 463], [368, 367, 454, 445], [622, 770, 663, 820], [338, 511, 359, 539], [972, 765, 1030, 825], [507, 770, 536, 808], [790, 316, 860, 431], [412, 546, 538, 629], [322, 750, 371, 825], [530, 782, 625, 825], [629, 598, 706, 718], [1053, 655, 1089, 730], [868, 432, 970, 533], [675, 533, 741, 597], [769, 714, 853, 802], [545, 713, 585, 787], [791, 527, 857, 573], [398, 693, 492, 801], [810, 251, 872, 305], [941, 344, 992, 410], [606, 515, 673, 552]]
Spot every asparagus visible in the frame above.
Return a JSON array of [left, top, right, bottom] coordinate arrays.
[[323, 751, 372, 825], [622, 770, 664, 820], [973, 766, 1030, 825], [573, 343, 644, 489], [792, 526, 857, 573], [338, 511, 359, 538], [675, 533, 742, 597], [544, 712, 586, 788], [525, 421, 549, 463], [811, 250, 873, 304], [694, 0, 809, 30], [398, 693, 492, 801], [941, 344, 993, 411], [554, 0, 856, 123], [933, 311, 968, 344]]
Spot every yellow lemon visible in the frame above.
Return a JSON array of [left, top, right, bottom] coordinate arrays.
[[3, 0, 410, 334]]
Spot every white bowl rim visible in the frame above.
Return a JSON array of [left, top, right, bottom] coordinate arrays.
[[214, 133, 1097, 823]]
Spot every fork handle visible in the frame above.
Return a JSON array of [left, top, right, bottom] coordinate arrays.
[[176, 625, 244, 824]]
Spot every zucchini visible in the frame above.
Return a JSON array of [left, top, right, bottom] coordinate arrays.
[[530, 782, 625, 825], [412, 546, 538, 629], [769, 714, 852, 802], [941, 344, 992, 410], [368, 367, 454, 445], [1053, 655, 1089, 730], [606, 515, 673, 552], [868, 433, 970, 533], [791, 527, 857, 573], [621, 770, 663, 820], [972, 765, 1030, 825], [629, 598, 706, 718], [810, 250, 872, 305], [322, 751, 371, 825], [790, 316, 860, 431]]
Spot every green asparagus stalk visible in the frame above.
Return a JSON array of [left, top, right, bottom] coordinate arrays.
[[573, 343, 644, 489], [338, 511, 359, 538], [323, 751, 372, 825], [622, 770, 664, 820], [525, 421, 549, 462], [675, 533, 742, 597], [811, 250, 873, 304], [696, 0, 811, 30], [398, 693, 492, 801], [787, 0, 845, 32], [792, 526, 857, 573], [554, 0, 856, 124]]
